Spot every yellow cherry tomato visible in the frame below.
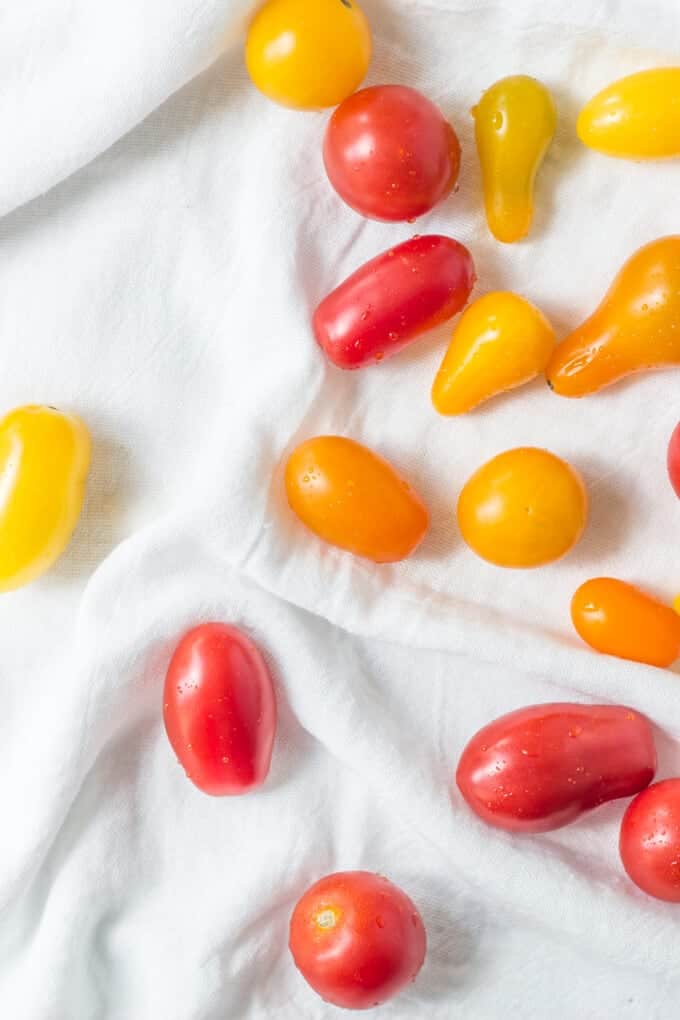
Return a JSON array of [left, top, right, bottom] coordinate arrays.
[[547, 236, 680, 397], [285, 436, 428, 562], [432, 291, 555, 414], [572, 578, 680, 668], [457, 447, 587, 568], [0, 405, 91, 591], [472, 75, 556, 243], [245, 0, 372, 111], [674, 594, 680, 615], [578, 68, 680, 159]]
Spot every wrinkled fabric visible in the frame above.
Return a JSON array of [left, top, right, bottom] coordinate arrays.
[[0, 1, 679, 1017]]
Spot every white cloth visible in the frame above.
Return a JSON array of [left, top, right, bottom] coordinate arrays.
[[1, 1, 679, 1017]]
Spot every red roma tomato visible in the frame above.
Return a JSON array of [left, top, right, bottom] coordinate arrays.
[[163, 623, 276, 796], [669, 421, 680, 498], [620, 780, 680, 902], [314, 235, 475, 369], [456, 703, 656, 833], [323, 84, 461, 221], [289, 871, 426, 1009]]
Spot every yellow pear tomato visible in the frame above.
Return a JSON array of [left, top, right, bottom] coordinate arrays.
[[578, 68, 680, 159], [245, 0, 372, 111], [432, 291, 555, 414], [472, 75, 556, 243], [0, 405, 91, 591], [457, 447, 587, 568]]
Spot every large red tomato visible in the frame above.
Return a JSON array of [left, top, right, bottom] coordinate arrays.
[[313, 235, 475, 368], [323, 84, 461, 221], [289, 871, 426, 1009], [456, 703, 656, 832], [668, 421, 680, 498], [620, 780, 680, 902], [163, 623, 276, 796]]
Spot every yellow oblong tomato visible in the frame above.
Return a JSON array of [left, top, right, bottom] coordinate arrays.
[[285, 436, 428, 562], [572, 578, 680, 668], [472, 75, 556, 243], [245, 0, 372, 111], [578, 68, 680, 159], [0, 405, 91, 591], [457, 447, 587, 568], [432, 291, 555, 414], [547, 236, 680, 396]]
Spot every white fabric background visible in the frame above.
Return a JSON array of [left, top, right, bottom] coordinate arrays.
[[1, 1, 679, 1017]]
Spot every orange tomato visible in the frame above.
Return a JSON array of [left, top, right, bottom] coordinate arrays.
[[285, 436, 428, 562], [547, 236, 680, 396], [457, 447, 587, 567], [571, 578, 680, 668]]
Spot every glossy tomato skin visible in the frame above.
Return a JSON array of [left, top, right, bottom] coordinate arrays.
[[571, 577, 680, 669], [668, 422, 680, 498], [324, 85, 461, 221], [578, 68, 680, 159], [163, 623, 276, 796], [245, 0, 371, 111], [285, 436, 428, 562], [456, 703, 656, 833], [457, 447, 588, 568], [547, 236, 680, 396], [314, 235, 475, 369], [289, 871, 426, 1009], [620, 780, 680, 902]]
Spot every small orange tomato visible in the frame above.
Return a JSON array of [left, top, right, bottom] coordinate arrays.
[[457, 447, 587, 567], [547, 236, 680, 396], [285, 436, 428, 562], [571, 578, 680, 668]]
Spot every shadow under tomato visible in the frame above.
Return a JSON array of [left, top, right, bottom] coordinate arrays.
[[565, 455, 637, 569]]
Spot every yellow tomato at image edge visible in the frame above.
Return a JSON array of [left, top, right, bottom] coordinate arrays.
[[285, 435, 428, 563], [577, 68, 680, 159], [0, 405, 91, 591], [245, 0, 372, 111], [457, 447, 587, 568]]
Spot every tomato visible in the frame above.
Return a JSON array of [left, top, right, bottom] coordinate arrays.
[[457, 703, 656, 833], [0, 405, 91, 592], [245, 0, 371, 111], [432, 291, 554, 414], [285, 436, 428, 562], [578, 68, 680, 159], [289, 871, 426, 1009], [472, 75, 556, 243], [668, 421, 680, 498], [314, 235, 475, 369], [547, 236, 680, 397], [571, 577, 680, 669], [620, 780, 680, 901], [323, 85, 461, 221], [457, 447, 587, 568], [163, 624, 276, 796]]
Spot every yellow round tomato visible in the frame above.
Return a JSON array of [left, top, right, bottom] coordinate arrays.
[[0, 405, 91, 591], [285, 436, 428, 562], [245, 0, 372, 111], [457, 447, 587, 568]]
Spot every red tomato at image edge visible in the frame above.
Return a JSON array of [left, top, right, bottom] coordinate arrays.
[[163, 623, 276, 796], [620, 780, 680, 902], [323, 84, 461, 222], [668, 421, 680, 498], [313, 235, 475, 369], [456, 703, 656, 833], [289, 871, 426, 1010]]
